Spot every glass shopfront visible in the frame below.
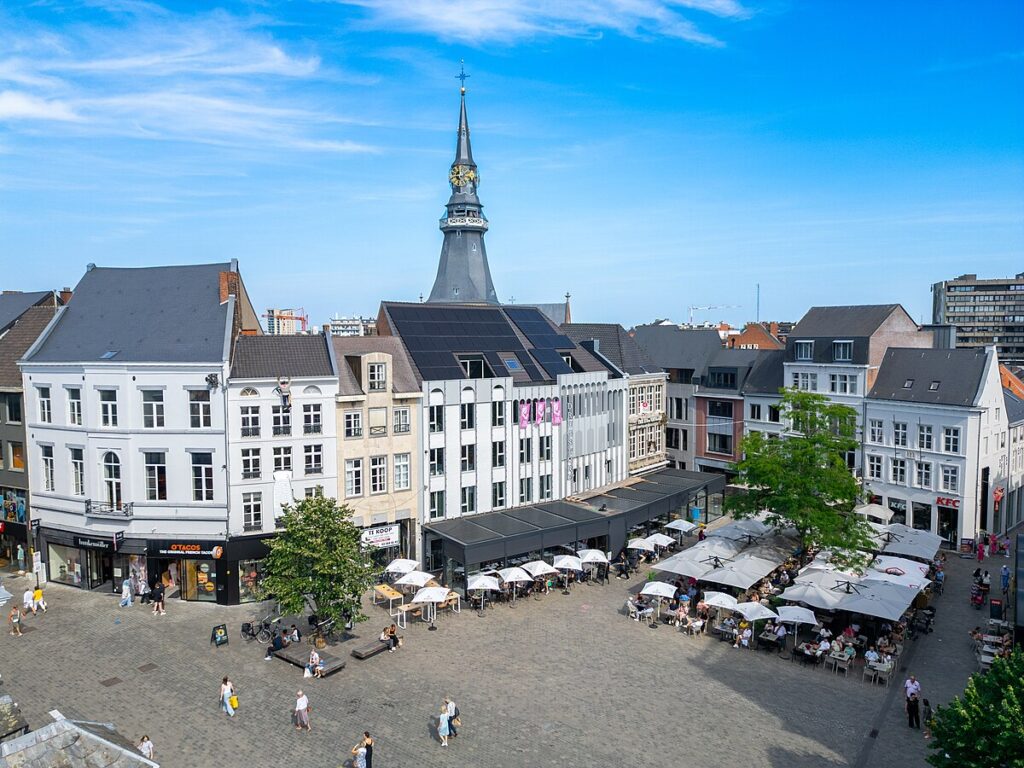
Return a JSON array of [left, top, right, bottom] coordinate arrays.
[[48, 543, 84, 586], [912, 501, 933, 532], [887, 497, 907, 526], [182, 559, 217, 601], [238, 558, 266, 603]]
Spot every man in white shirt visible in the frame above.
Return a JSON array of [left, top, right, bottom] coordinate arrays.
[[904, 675, 921, 701], [774, 623, 788, 648], [864, 647, 880, 664], [22, 589, 33, 616], [445, 697, 458, 738], [817, 638, 831, 656]]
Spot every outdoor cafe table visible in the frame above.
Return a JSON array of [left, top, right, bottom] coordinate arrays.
[[714, 625, 738, 642], [393, 602, 423, 629], [373, 584, 404, 612], [757, 631, 781, 652]]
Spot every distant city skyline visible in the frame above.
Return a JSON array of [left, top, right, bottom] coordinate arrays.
[[1, 2, 1021, 330]]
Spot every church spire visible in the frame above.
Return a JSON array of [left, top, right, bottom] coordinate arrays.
[[427, 63, 499, 305]]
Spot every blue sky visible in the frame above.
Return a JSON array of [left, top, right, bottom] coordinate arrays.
[[1, 1, 1021, 330]]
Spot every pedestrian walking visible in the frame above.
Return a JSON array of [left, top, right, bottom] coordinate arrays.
[[922, 699, 934, 739], [977, 539, 985, 563], [8, 606, 23, 637], [137, 735, 154, 759], [22, 588, 34, 616], [906, 692, 921, 729], [151, 581, 165, 616], [351, 737, 368, 768], [120, 579, 132, 608], [220, 676, 236, 717], [436, 705, 450, 747], [1001, 565, 1010, 596], [294, 690, 311, 732], [32, 586, 46, 613], [362, 732, 374, 768], [904, 675, 922, 704], [445, 697, 459, 739]]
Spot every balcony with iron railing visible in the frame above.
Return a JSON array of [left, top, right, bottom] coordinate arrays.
[[394, 423, 411, 434], [304, 423, 322, 435], [273, 425, 291, 437], [242, 470, 261, 480], [305, 464, 323, 476], [241, 426, 261, 438], [85, 499, 134, 518]]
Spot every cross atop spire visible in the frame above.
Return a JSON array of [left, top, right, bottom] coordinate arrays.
[[456, 59, 470, 93]]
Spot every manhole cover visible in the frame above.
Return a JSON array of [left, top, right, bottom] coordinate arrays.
[[138, 663, 158, 673], [100, 677, 122, 687]]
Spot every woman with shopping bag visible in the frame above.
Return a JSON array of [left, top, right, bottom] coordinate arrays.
[[219, 676, 237, 717]]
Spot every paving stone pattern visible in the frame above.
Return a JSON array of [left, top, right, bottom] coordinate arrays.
[[0, 548, 1000, 768]]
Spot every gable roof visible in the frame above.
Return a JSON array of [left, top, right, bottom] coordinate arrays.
[[0, 291, 53, 333], [231, 334, 334, 380], [0, 305, 60, 389], [332, 336, 421, 394], [791, 304, 903, 338], [560, 323, 661, 375], [742, 349, 786, 395], [631, 325, 723, 371], [0, 710, 157, 768], [1004, 388, 1024, 425], [27, 263, 234, 364], [868, 347, 989, 407]]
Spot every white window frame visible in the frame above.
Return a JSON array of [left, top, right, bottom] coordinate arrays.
[[304, 444, 323, 475], [370, 455, 387, 494], [460, 485, 476, 514], [38, 387, 52, 424], [191, 452, 214, 501], [832, 341, 853, 362], [460, 403, 475, 430], [893, 422, 907, 448], [941, 464, 959, 493], [368, 362, 387, 391], [394, 407, 411, 435], [68, 387, 82, 426], [273, 446, 292, 472], [394, 453, 410, 490], [519, 437, 532, 464], [492, 481, 505, 510], [539, 474, 552, 500], [302, 403, 322, 435], [144, 451, 167, 501], [460, 444, 475, 472], [867, 454, 882, 480], [915, 461, 932, 489], [272, 404, 291, 436], [794, 341, 813, 361], [345, 458, 363, 497], [344, 410, 362, 438], [869, 419, 883, 444], [240, 405, 260, 438], [918, 425, 933, 451], [70, 447, 84, 496], [539, 435, 552, 462], [491, 400, 505, 427], [142, 390, 164, 429], [429, 490, 445, 520], [492, 440, 505, 468], [189, 389, 211, 428], [428, 405, 444, 433], [241, 447, 261, 479], [943, 427, 961, 454], [99, 389, 118, 427], [242, 491, 262, 531], [890, 458, 906, 485], [429, 447, 445, 476], [518, 477, 532, 504], [41, 445, 54, 491]]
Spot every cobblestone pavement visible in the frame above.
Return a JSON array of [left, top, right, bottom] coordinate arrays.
[[0, 548, 994, 768]]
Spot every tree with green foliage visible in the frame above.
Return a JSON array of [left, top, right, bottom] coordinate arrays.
[[726, 389, 874, 568], [260, 496, 377, 627], [927, 649, 1024, 768]]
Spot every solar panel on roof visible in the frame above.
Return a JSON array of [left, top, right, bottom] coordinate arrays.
[[504, 307, 575, 349], [530, 347, 573, 376], [515, 351, 546, 381]]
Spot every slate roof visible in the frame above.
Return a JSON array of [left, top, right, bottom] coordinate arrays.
[[1004, 388, 1024, 425], [791, 304, 902, 338], [868, 347, 989, 407], [0, 292, 52, 333], [27, 264, 233, 364], [631, 325, 723, 371], [561, 323, 661, 375], [742, 349, 786, 395], [699, 347, 763, 394], [332, 336, 422, 395], [231, 334, 334, 380], [0, 712, 156, 768], [0, 305, 58, 389]]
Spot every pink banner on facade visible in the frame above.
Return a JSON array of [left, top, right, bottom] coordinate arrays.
[[551, 398, 563, 425], [535, 399, 546, 424], [519, 401, 531, 430]]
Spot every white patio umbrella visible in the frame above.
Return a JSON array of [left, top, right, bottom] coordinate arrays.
[[521, 560, 559, 578], [577, 549, 609, 564], [734, 601, 779, 622], [780, 582, 845, 611], [665, 519, 696, 533], [776, 605, 819, 626], [855, 503, 893, 523], [702, 591, 738, 611], [653, 551, 715, 580], [467, 573, 502, 612], [497, 566, 533, 603], [411, 586, 452, 625], [395, 570, 434, 588], [552, 555, 583, 571], [645, 533, 676, 548], [384, 558, 419, 574], [640, 580, 678, 624], [701, 555, 779, 590], [627, 538, 656, 552]]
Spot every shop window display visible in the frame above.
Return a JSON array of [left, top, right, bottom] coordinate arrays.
[[238, 559, 266, 603], [182, 559, 217, 601], [49, 544, 83, 586]]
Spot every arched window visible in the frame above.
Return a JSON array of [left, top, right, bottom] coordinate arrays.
[[302, 385, 322, 395], [240, 387, 259, 397], [103, 452, 122, 510]]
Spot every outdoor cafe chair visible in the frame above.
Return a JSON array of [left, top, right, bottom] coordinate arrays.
[[862, 665, 877, 684]]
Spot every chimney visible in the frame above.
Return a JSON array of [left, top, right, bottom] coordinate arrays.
[[769, 321, 779, 339], [219, 271, 240, 304], [59, 287, 73, 305]]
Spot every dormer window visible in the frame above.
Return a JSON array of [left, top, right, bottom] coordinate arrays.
[[368, 363, 387, 391], [832, 341, 852, 362], [903, 379, 914, 389], [459, 356, 492, 379], [928, 381, 940, 391], [795, 341, 813, 361]]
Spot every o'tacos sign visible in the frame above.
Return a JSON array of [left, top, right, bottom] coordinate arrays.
[[361, 525, 401, 548]]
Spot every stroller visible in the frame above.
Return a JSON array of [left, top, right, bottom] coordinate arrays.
[[969, 583, 985, 609]]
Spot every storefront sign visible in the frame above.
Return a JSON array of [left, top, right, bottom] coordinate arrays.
[[30, 519, 40, 534], [210, 624, 229, 647], [936, 496, 959, 509], [32, 552, 42, 574], [74, 535, 113, 551], [959, 538, 975, 556], [113, 531, 125, 552], [148, 541, 224, 559], [361, 524, 401, 549]]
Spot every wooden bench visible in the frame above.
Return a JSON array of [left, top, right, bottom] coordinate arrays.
[[273, 644, 346, 676], [351, 639, 390, 660]]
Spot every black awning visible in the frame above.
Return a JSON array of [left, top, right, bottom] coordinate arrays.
[[424, 468, 726, 566]]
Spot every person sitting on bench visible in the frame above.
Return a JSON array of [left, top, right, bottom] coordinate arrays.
[[308, 648, 325, 678], [380, 624, 400, 653]]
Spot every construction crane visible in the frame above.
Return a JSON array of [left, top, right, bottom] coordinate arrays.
[[261, 308, 309, 334], [687, 305, 740, 324]]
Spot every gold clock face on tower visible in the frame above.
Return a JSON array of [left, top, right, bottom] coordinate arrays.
[[449, 165, 476, 187]]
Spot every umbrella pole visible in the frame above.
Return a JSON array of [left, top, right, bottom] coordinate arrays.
[[649, 599, 660, 629], [428, 601, 438, 631], [562, 571, 571, 595]]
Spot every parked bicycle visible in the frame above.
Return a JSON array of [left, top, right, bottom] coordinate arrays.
[[241, 612, 281, 643]]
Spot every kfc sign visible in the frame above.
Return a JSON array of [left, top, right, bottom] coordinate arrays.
[[936, 496, 959, 509]]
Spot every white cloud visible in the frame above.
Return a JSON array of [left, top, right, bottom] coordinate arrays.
[[0, 90, 80, 121], [339, 0, 751, 45]]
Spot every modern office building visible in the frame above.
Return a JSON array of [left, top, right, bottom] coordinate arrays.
[[264, 308, 305, 336], [325, 315, 377, 337], [932, 273, 1024, 366]]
